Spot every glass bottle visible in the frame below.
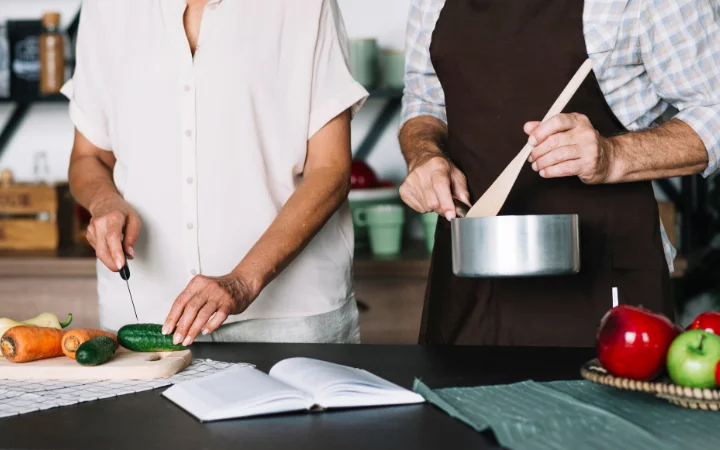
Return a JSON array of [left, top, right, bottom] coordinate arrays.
[[39, 12, 64, 95]]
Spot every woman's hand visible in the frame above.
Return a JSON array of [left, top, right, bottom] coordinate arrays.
[[162, 272, 257, 346], [87, 195, 141, 271], [161, 110, 355, 346]]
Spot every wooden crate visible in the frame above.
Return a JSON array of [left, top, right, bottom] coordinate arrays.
[[0, 182, 58, 251], [56, 183, 93, 251]]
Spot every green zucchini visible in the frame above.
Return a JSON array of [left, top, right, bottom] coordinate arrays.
[[117, 324, 185, 352], [76, 336, 117, 366]]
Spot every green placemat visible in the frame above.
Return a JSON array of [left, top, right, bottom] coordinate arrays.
[[413, 379, 720, 450]]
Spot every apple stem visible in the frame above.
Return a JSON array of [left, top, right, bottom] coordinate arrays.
[[699, 334, 706, 352]]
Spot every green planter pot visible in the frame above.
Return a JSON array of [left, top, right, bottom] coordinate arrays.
[[349, 38, 379, 89], [366, 205, 406, 257], [348, 187, 401, 250]]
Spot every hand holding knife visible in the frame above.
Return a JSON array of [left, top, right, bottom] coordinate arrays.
[[82, 198, 142, 322]]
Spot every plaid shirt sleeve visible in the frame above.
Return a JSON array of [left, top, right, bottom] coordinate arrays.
[[639, 0, 720, 177], [400, 0, 447, 127]]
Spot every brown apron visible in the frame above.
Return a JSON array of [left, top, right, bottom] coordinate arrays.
[[420, 0, 672, 347]]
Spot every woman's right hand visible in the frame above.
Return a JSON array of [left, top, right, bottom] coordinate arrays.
[[399, 155, 471, 221], [86, 196, 141, 272]]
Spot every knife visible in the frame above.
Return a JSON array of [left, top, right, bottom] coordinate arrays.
[[119, 259, 139, 322]]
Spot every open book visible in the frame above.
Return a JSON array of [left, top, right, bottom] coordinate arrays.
[[162, 357, 425, 422]]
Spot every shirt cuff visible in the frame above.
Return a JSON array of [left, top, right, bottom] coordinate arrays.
[[308, 82, 369, 140], [674, 105, 720, 177], [400, 95, 448, 129], [659, 220, 676, 274], [61, 80, 113, 151]]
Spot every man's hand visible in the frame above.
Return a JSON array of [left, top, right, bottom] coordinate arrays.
[[399, 116, 469, 220], [525, 113, 616, 184], [400, 155, 470, 221], [162, 272, 257, 346], [86, 196, 141, 272]]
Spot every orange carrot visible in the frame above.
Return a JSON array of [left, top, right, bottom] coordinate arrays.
[[1, 326, 65, 363], [62, 329, 117, 359]]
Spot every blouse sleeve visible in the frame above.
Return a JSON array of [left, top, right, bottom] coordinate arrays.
[[307, 0, 369, 139], [60, 0, 112, 151]]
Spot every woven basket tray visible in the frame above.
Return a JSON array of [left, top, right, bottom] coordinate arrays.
[[581, 358, 720, 411]]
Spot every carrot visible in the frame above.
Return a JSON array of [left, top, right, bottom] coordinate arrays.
[[62, 329, 118, 359], [1, 326, 65, 363]]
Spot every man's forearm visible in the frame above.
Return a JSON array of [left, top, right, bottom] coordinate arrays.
[[399, 116, 448, 170], [607, 119, 709, 183], [231, 166, 350, 296]]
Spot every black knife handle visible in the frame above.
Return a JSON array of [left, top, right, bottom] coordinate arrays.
[[119, 261, 130, 281]]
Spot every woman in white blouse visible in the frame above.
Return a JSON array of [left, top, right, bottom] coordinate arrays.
[[65, 0, 368, 345]]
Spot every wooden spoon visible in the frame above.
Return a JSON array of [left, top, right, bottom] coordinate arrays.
[[465, 59, 595, 218]]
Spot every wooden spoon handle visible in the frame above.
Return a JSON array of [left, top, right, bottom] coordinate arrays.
[[466, 59, 594, 218], [541, 58, 595, 122], [513, 59, 595, 168]]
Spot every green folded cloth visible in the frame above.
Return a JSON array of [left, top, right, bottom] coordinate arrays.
[[413, 379, 719, 450]]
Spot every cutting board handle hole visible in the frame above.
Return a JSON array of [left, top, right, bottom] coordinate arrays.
[[146, 355, 161, 362]]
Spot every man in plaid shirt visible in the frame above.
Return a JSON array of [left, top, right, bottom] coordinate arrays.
[[399, 0, 720, 345]]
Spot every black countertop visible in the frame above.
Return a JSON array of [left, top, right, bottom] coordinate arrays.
[[0, 344, 595, 450]]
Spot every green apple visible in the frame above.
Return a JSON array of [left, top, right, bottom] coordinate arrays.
[[667, 330, 720, 388]]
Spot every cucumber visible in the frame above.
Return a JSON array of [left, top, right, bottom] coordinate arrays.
[[76, 336, 117, 366], [117, 324, 185, 352]]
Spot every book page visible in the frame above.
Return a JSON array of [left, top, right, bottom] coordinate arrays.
[[269, 358, 424, 409], [163, 365, 313, 421]]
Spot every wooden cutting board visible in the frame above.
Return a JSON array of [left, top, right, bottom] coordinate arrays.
[[0, 348, 192, 381]]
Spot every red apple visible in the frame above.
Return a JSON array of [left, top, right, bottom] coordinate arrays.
[[596, 305, 679, 381], [351, 161, 378, 190], [687, 312, 720, 335]]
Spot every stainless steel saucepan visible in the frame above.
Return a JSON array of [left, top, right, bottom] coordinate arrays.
[[450, 205, 580, 278]]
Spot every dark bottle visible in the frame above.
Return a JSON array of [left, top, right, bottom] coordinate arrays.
[[8, 20, 42, 99]]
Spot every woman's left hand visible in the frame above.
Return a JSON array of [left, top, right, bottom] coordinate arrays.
[[162, 272, 256, 346]]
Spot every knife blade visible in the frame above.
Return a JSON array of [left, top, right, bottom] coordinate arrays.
[[119, 259, 139, 322]]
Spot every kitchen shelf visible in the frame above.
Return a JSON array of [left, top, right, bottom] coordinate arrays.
[[354, 88, 403, 161], [0, 9, 80, 159], [0, 86, 403, 160], [0, 94, 67, 104], [367, 87, 403, 99]]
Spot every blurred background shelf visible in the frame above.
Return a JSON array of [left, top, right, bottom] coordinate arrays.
[[0, 8, 79, 159], [0, 94, 68, 104]]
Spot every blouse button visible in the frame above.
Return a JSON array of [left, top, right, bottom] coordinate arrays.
[[184, 85, 191, 92], [185, 130, 192, 137], [187, 177, 194, 184], [190, 269, 198, 276], [187, 223, 194, 230]]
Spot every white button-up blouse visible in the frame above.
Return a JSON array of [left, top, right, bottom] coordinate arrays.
[[62, 0, 368, 332]]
